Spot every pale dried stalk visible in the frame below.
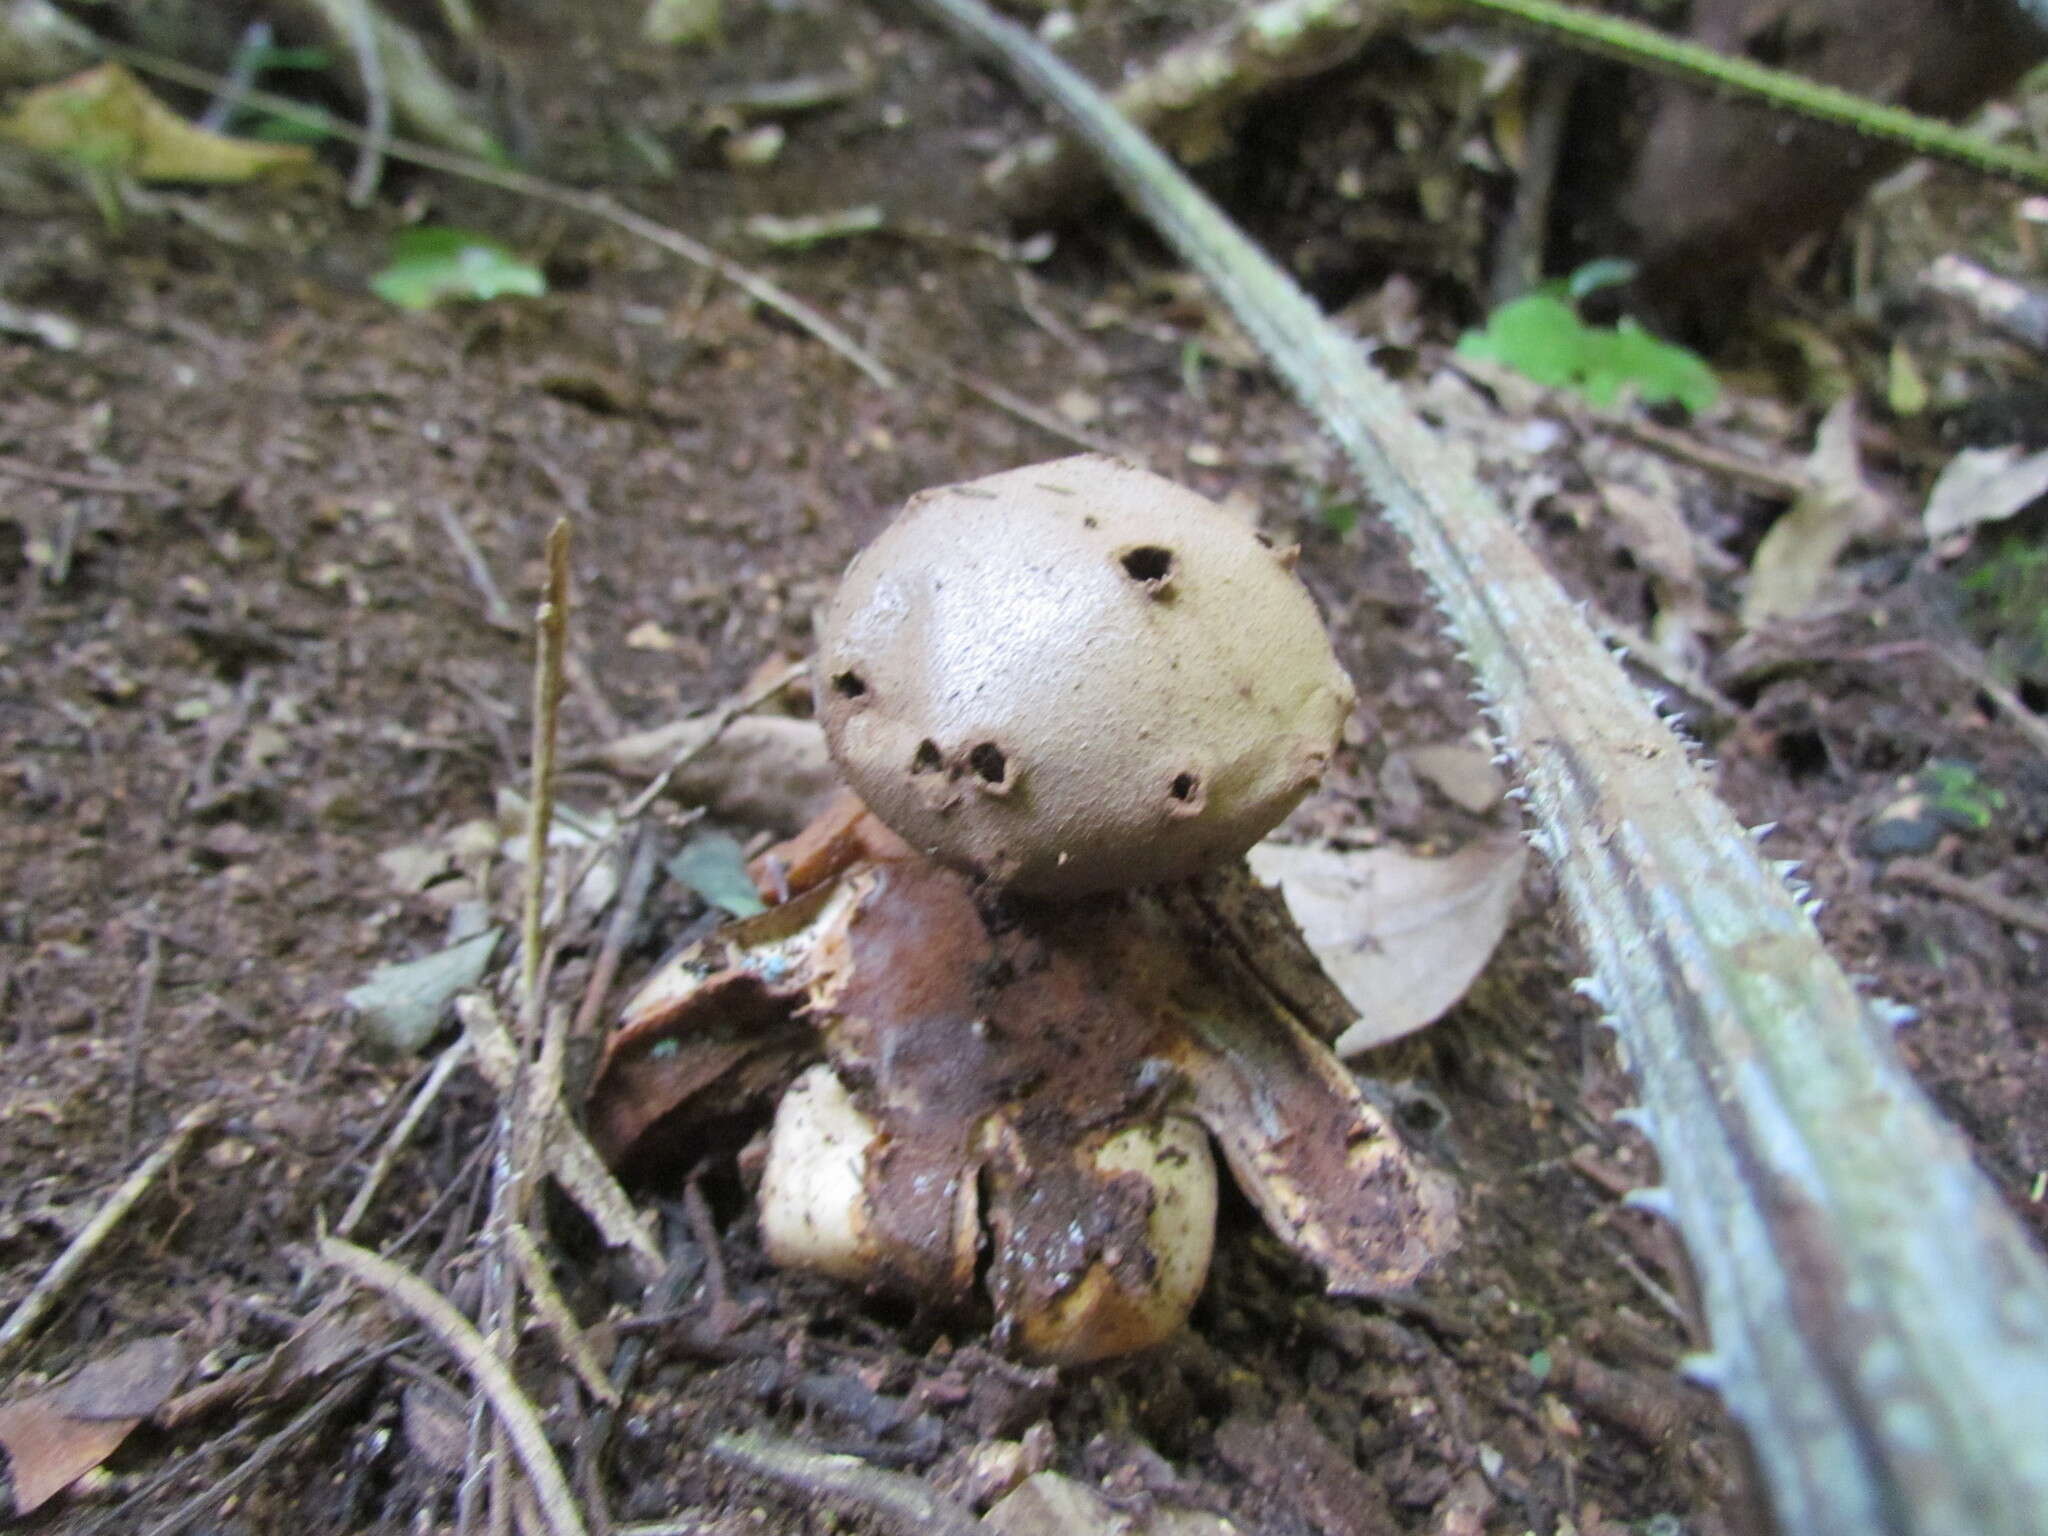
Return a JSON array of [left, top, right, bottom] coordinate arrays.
[[335, 1037, 471, 1240], [320, 1238, 588, 1536], [708, 1431, 980, 1536], [460, 996, 666, 1284], [0, 1103, 217, 1366], [505, 1222, 620, 1405], [904, 4, 2048, 1535]]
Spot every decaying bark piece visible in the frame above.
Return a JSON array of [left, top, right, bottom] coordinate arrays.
[[984, 0, 1435, 221], [587, 812, 1454, 1362]]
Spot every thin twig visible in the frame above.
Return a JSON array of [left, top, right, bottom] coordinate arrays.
[[1885, 859, 2048, 940], [618, 661, 811, 823], [708, 1430, 981, 1536], [121, 928, 162, 1154], [572, 825, 664, 1040], [1488, 57, 1578, 307], [198, 20, 272, 132], [916, 354, 1134, 458], [1591, 1229, 1690, 1329], [0, 454, 167, 496], [336, 1036, 473, 1239], [1932, 645, 2048, 763], [458, 997, 665, 1282], [321, 1237, 591, 1536], [342, 0, 391, 205], [478, 518, 571, 1536], [384, 1138, 493, 1258], [432, 499, 521, 632], [506, 1222, 620, 1404], [1596, 411, 1811, 501], [98, 46, 899, 390], [0, 1103, 218, 1366], [575, 1210, 700, 1507], [521, 520, 573, 1051], [684, 1175, 741, 1336], [1922, 254, 2048, 356]]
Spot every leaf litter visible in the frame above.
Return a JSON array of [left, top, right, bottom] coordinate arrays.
[[0, 1335, 186, 1514], [1248, 832, 1528, 1057]]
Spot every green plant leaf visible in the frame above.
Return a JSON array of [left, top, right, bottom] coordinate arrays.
[[243, 107, 337, 145], [667, 831, 766, 918], [1920, 759, 2006, 832], [1457, 293, 1586, 390], [1586, 318, 1719, 412], [370, 227, 547, 311], [1457, 290, 1717, 413], [245, 44, 334, 72]]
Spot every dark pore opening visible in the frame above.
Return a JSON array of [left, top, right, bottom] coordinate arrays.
[[968, 742, 1008, 784], [912, 739, 943, 774], [1170, 772, 1198, 801], [1120, 545, 1175, 584], [831, 670, 867, 700]]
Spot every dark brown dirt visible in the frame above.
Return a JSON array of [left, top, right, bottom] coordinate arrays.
[[2, 5, 2044, 1535]]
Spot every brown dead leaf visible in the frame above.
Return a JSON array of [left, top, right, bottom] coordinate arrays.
[[586, 714, 835, 832], [1248, 833, 1526, 1056], [0, 1335, 185, 1514], [747, 789, 914, 901], [1741, 398, 1886, 630]]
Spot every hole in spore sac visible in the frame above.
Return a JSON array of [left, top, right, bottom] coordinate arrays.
[[1169, 772, 1198, 801], [831, 670, 867, 700], [912, 739, 943, 774], [968, 742, 1008, 785], [1119, 546, 1175, 585]]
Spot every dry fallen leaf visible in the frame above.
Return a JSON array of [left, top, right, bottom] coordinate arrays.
[[1, 64, 312, 183], [1923, 444, 2048, 544], [344, 927, 501, 1053], [1248, 832, 1526, 1056], [984, 1472, 1237, 1536], [1397, 741, 1505, 815], [0, 1335, 185, 1514], [1740, 398, 1886, 631], [588, 714, 835, 833]]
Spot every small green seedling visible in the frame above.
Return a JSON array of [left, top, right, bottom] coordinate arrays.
[[1920, 760, 2006, 834], [1458, 260, 1718, 413], [370, 227, 547, 311]]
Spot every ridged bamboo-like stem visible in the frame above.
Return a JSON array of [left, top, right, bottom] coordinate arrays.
[[903, 3, 2048, 1532]]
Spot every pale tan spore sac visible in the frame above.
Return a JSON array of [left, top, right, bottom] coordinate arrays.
[[816, 455, 1357, 896]]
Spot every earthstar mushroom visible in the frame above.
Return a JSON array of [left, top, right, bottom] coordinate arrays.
[[589, 461, 1454, 1365]]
